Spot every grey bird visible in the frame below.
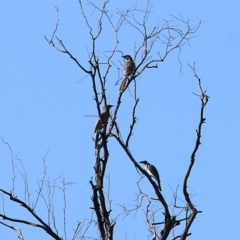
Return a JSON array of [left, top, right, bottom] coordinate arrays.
[[94, 105, 114, 133], [119, 55, 135, 92], [139, 160, 162, 191]]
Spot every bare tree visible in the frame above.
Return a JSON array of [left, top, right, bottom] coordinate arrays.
[[1, 1, 209, 239]]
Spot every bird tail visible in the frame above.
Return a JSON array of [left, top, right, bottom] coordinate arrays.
[[119, 77, 128, 92], [95, 131, 100, 148], [157, 179, 162, 192]]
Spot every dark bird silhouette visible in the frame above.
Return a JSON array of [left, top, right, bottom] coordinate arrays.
[[119, 55, 135, 92], [94, 105, 114, 133], [139, 160, 162, 191]]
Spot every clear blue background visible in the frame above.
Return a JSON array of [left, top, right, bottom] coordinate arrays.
[[1, 0, 239, 239]]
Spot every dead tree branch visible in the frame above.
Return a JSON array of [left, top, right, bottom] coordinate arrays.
[[0, 189, 62, 240]]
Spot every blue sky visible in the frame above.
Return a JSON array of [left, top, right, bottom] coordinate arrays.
[[1, 0, 240, 239]]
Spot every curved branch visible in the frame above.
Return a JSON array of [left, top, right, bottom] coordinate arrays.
[[0, 189, 61, 240], [0, 221, 24, 240], [181, 63, 208, 240]]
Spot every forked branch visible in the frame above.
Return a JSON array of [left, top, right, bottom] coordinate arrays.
[[180, 63, 208, 240]]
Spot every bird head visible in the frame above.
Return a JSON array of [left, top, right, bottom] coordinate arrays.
[[139, 160, 148, 165], [105, 105, 114, 110], [122, 55, 132, 60]]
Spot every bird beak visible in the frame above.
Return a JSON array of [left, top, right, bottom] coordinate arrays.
[[122, 55, 126, 58]]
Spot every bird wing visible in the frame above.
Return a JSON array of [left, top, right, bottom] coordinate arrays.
[[150, 165, 161, 191], [94, 110, 110, 132], [94, 118, 104, 132], [123, 60, 135, 78], [120, 60, 135, 92]]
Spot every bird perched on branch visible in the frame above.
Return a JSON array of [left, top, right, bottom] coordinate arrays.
[[94, 105, 114, 133], [119, 55, 135, 92], [139, 160, 162, 191]]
